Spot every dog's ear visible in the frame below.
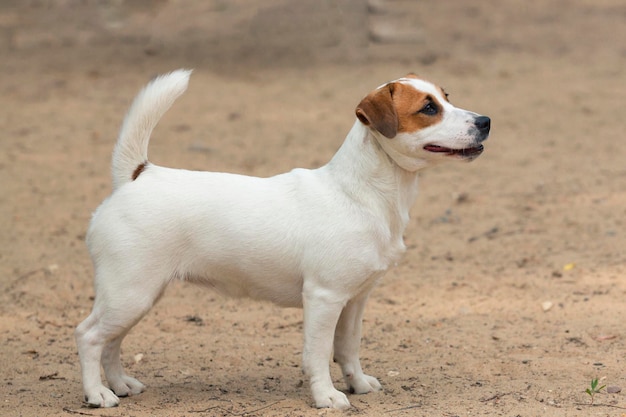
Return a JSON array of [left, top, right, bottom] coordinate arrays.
[[355, 83, 398, 139]]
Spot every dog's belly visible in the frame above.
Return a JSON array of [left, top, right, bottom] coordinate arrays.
[[184, 262, 305, 307]]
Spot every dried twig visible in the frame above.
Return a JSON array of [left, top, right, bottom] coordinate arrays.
[[62, 407, 116, 417], [385, 404, 422, 413], [39, 372, 66, 381], [189, 399, 284, 416], [573, 402, 626, 410], [479, 392, 511, 402]]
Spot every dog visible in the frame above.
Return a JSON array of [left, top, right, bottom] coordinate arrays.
[[75, 69, 490, 409]]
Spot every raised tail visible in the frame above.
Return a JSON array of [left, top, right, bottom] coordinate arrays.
[[111, 69, 192, 190]]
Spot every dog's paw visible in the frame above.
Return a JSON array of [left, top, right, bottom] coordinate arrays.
[[347, 373, 382, 394], [110, 375, 146, 397], [84, 386, 120, 408], [313, 387, 351, 409]]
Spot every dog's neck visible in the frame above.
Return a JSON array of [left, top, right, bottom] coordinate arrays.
[[324, 121, 420, 239]]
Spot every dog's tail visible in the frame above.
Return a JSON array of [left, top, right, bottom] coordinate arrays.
[[111, 69, 192, 190]]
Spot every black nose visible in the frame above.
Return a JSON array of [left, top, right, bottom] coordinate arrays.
[[474, 116, 491, 133]]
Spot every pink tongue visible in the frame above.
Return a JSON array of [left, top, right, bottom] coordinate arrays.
[[424, 145, 450, 153]]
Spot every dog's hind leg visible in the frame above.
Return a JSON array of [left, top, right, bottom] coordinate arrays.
[[333, 291, 382, 395], [75, 267, 167, 407], [75, 310, 120, 407], [102, 333, 146, 398]]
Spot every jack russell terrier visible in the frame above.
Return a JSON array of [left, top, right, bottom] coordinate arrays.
[[75, 70, 490, 409]]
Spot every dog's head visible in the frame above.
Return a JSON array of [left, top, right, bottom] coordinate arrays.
[[356, 74, 490, 171]]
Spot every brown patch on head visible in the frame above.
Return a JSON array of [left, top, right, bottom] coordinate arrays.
[[356, 80, 445, 138], [132, 161, 148, 181], [406, 73, 450, 103], [355, 84, 398, 138], [391, 82, 445, 134]]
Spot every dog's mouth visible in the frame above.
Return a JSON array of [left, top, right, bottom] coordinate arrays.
[[423, 144, 484, 158]]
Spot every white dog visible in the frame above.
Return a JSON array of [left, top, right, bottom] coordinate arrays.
[[75, 70, 490, 409]]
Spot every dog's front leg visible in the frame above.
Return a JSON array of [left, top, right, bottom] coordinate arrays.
[[333, 292, 382, 395], [302, 289, 351, 409]]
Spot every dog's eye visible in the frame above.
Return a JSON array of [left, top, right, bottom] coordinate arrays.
[[419, 101, 439, 116]]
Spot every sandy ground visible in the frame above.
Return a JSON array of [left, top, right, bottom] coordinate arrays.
[[2, 1, 626, 416]]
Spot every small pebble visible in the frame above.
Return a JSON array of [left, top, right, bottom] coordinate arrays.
[[541, 301, 553, 312], [607, 385, 621, 394]]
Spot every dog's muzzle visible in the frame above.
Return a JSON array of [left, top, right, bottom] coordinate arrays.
[[422, 115, 490, 160]]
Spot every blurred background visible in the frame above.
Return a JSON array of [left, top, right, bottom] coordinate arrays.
[[1, 1, 625, 416]]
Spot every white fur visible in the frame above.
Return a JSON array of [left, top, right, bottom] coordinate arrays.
[[112, 69, 191, 190], [75, 70, 489, 409]]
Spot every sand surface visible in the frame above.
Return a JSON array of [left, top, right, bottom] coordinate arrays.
[[1, 1, 626, 416]]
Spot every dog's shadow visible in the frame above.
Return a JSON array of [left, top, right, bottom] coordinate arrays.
[[135, 372, 306, 410]]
